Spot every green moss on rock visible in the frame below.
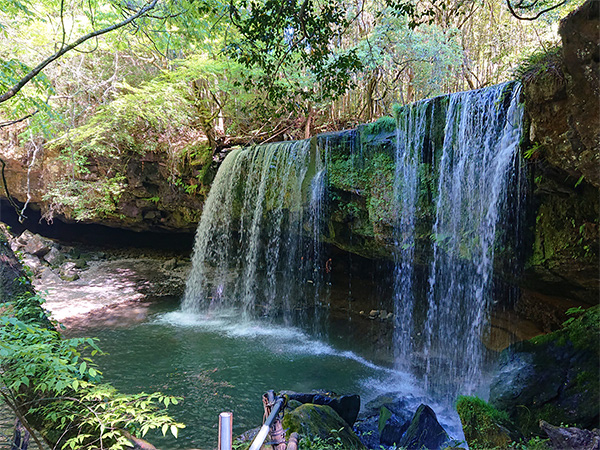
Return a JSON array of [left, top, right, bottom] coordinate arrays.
[[490, 305, 599, 436], [281, 404, 366, 449], [456, 396, 512, 449]]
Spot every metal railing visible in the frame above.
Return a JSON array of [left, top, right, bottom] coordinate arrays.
[[218, 391, 299, 450]]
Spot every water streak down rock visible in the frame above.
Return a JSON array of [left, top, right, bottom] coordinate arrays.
[[421, 83, 525, 398]]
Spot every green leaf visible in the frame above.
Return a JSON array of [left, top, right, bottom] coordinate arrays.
[[170, 425, 179, 438]]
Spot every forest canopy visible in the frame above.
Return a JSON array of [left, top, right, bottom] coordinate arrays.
[[0, 0, 585, 222], [0, 0, 583, 136]]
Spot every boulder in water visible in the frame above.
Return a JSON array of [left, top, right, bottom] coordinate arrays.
[[379, 406, 410, 447], [354, 393, 413, 448], [355, 396, 449, 450]]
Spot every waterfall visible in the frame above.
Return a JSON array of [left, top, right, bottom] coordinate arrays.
[[392, 98, 434, 369], [182, 139, 327, 328], [420, 83, 524, 398], [183, 81, 525, 400]]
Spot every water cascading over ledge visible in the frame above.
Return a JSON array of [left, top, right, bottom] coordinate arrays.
[[183, 81, 526, 400], [182, 139, 329, 331], [390, 82, 525, 398]]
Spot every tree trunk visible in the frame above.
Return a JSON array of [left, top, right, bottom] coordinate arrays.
[[11, 419, 30, 450]]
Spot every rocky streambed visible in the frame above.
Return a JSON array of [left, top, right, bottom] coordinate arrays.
[[7, 227, 190, 326]]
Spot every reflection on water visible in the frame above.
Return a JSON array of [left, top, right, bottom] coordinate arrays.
[[66, 302, 462, 449]]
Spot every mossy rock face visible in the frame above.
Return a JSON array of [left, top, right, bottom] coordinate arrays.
[[489, 305, 600, 436], [324, 99, 444, 262], [456, 396, 512, 448], [281, 404, 366, 449], [522, 175, 599, 304]]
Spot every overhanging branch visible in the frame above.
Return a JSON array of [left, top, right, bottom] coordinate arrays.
[[0, 0, 159, 104], [0, 110, 38, 129], [506, 0, 567, 20]]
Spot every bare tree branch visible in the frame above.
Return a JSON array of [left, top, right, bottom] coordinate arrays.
[[0, 0, 159, 104], [0, 110, 38, 129], [506, 0, 567, 20]]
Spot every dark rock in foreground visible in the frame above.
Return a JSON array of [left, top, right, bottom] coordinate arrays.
[[354, 395, 450, 450], [398, 404, 449, 450]]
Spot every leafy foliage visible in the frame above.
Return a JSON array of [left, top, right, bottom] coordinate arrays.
[[42, 177, 127, 221], [0, 293, 184, 449], [531, 304, 599, 351], [225, 0, 363, 104]]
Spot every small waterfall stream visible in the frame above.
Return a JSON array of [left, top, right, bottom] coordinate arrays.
[[392, 97, 434, 370], [183, 82, 525, 400]]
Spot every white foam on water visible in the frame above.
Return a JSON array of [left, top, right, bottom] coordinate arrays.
[[155, 311, 401, 376]]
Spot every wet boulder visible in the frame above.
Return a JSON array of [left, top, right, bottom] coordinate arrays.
[[354, 395, 449, 450], [354, 393, 413, 448], [398, 404, 449, 450], [379, 406, 410, 447], [489, 306, 599, 436]]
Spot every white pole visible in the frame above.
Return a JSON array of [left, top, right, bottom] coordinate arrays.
[[218, 412, 233, 450], [248, 424, 270, 450]]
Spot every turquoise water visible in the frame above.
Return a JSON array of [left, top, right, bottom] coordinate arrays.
[[68, 301, 440, 449]]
